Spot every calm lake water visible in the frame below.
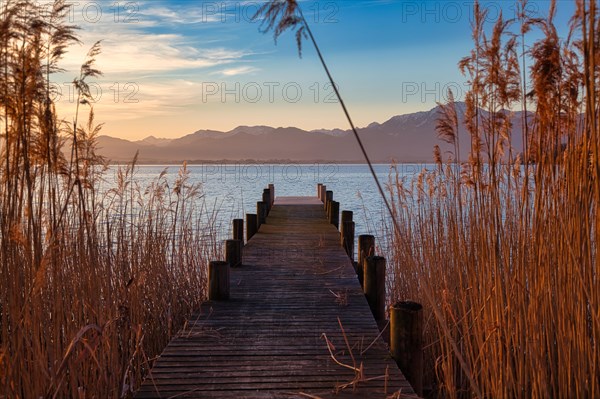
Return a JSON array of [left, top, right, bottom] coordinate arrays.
[[107, 163, 431, 251]]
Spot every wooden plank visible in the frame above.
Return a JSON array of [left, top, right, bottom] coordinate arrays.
[[135, 197, 417, 399]]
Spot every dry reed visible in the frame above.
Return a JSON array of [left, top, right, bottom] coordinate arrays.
[[0, 1, 214, 397], [387, 1, 599, 397]]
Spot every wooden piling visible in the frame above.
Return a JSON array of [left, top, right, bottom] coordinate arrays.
[[325, 190, 333, 210], [390, 301, 424, 397], [340, 211, 353, 251], [317, 183, 322, 200], [364, 256, 386, 321], [357, 235, 375, 287], [342, 221, 355, 260], [268, 184, 275, 206], [341, 210, 353, 228], [320, 185, 326, 203], [233, 219, 244, 245], [225, 239, 242, 268], [329, 200, 339, 229], [263, 189, 271, 214], [208, 261, 230, 300], [246, 213, 258, 241], [257, 201, 268, 227]]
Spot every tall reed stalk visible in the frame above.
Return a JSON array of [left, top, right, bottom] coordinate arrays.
[[0, 1, 213, 396]]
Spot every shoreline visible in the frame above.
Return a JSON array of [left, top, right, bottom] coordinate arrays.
[[105, 160, 434, 166]]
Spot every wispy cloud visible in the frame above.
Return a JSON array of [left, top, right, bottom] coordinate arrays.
[[140, 5, 220, 24], [62, 19, 250, 75], [54, 0, 259, 124], [217, 66, 259, 76], [55, 78, 206, 123]]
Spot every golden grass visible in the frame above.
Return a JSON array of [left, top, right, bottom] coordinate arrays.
[[0, 1, 214, 396], [386, 1, 599, 397]]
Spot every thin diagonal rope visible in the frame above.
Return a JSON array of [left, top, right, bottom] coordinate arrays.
[[298, 7, 401, 235]]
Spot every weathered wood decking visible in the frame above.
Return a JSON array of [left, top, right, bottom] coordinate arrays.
[[135, 197, 416, 398]]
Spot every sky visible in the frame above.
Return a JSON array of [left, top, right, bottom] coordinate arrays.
[[52, 0, 577, 140]]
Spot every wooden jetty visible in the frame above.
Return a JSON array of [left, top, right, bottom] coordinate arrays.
[[135, 185, 420, 399]]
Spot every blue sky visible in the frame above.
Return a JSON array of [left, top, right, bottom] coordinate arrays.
[[55, 0, 577, 140]]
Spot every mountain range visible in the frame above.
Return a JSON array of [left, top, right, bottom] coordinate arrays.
[[97, 103, 527, 164]]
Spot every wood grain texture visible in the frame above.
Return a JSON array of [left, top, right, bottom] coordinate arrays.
[[135, 197, 417, 399]]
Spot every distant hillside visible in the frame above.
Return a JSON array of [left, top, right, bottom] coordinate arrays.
[[97, 104, 528, 164]]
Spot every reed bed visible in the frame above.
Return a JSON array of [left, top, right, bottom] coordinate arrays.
[[386, 1, 599, 397], [0, 1, 214, 397]]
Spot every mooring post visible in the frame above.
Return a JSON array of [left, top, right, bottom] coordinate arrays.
[[257, 201, 268, 226], [325, 190, 333, 210], [342, 221, 355, 260], [225, 239, 242, 268], [340, 211, 354, 258], [320, 185, 327, 203], [390, 301, 424, 397], [208, 261, 230, 300], [357, 235, 375, 287], [246, 213, 258, 241], [340, 210, 353, 243], [317, 183, 322, 200], [364, 256, 386, 321], [263, 189, 271, 214], [329, 200, 339, 228], [268, 184, 275, 206], [233, 219, 244, 245]]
